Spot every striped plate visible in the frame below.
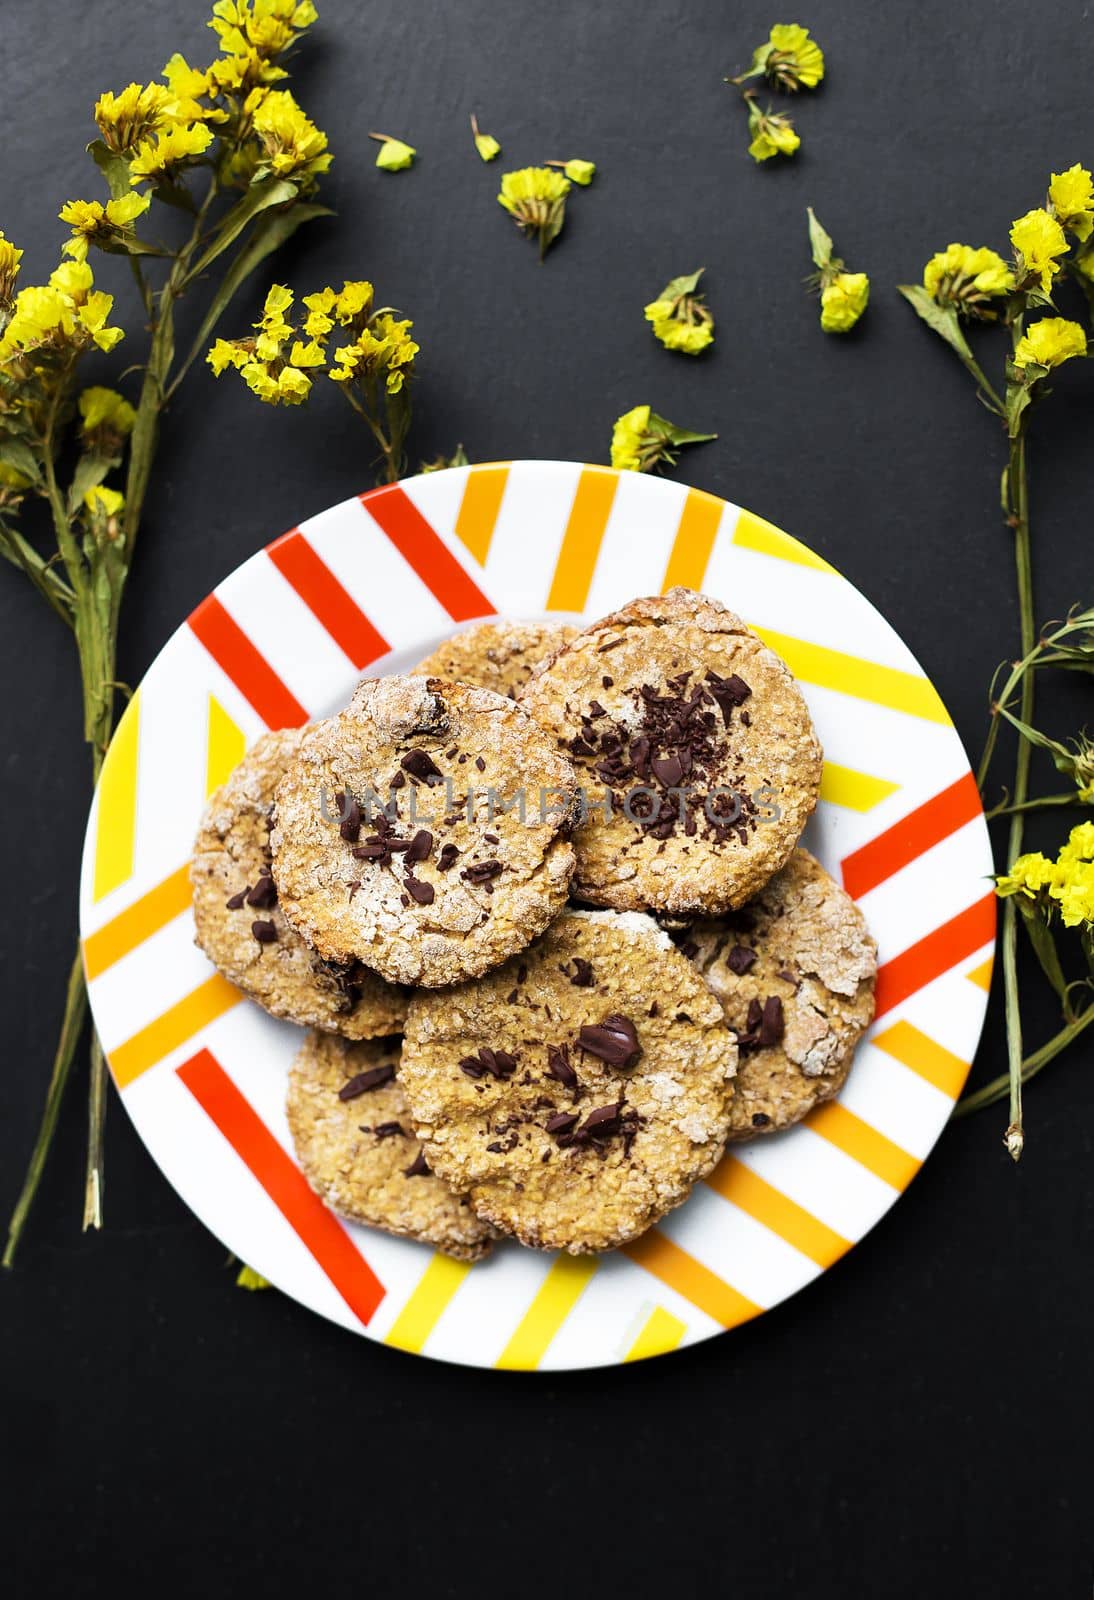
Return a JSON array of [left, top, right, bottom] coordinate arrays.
[[79, 462, 995, 1370]]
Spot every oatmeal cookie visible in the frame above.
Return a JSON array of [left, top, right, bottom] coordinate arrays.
[[413, 620, 578, 699], [519, 587, 823, 914], [270, 676, 578, 987], [191, 730, 408, 1037], [400, 908, 738, 1253], [676, 848, 876, 1137], [287, 1032, 495, 1261]]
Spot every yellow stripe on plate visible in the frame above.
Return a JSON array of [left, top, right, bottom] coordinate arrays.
[[545, 468, 618, 612], [752, 626, 951, 726], [622, 1230, 761, 1329], [806, 1102, 921, 1190], [108, 973, 242, 1089], [624, 1305, 688, 1363], [661, 488, 725, 591], [83, 863, 193, 982], [733, 508, 837, 573], [206, 694, 247, 798], [93, 690, 141, 902], [706, 1157, 851, 1269], [966, 957, 993, 992], [819, 761, 901, 813], [454, 465, 509, 566], [384, 1253, 473, 1354], [495, 1254, 598, 1370], [872, 1020, 969, 1100]]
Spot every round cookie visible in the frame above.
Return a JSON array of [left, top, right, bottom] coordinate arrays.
[[676, 848, 876, 1138], [287, 1033, 495, 1261], [191, 730, 408, 1037], [519, 587, 823, 915], [400, 908, 738, 1253], [413, 620, 578, 700], [270, 676, 579, 987]]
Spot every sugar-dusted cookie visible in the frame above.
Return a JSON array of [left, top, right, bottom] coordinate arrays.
[[677, 848, 876, 1138], [413, 620, 578, 700], [287, 1033, 496, 1261], [519, 588, 823, 915], [270, 676, 578, 987], [400, 908, 738, 1253], [191, 730, 408, 1037]]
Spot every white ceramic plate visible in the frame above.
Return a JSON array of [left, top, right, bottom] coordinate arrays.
[[80, 462, 995, 1370]]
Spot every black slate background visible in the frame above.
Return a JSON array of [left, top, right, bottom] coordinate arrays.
[[3, 1, 1092, 1594]]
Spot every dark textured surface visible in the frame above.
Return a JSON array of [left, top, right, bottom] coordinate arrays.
[[3, 1, 1092, 1594]]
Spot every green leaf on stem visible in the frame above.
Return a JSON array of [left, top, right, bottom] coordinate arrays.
[[188, 178, 300, 280], [0, 438, 42, 483], [807, 207, 835, 272], [898, 283, 976, 364], [1015, 896, 1071, 1007], [88, 139, 132, 201], [67, 454, 118, 516]]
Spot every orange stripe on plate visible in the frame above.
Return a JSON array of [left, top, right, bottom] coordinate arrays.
[[875, 892, 996, 1017], [871, 1020, 970, 1099], [806, 1102, 921, 1190], [266, 529, 390, 670], [706, 1157, 850, 1268], [177, 1048, 385, 1326], [189, 595, 308, 729], [622, 1230, 761, 1329], [108, 973, 242, 1089], [454, 466, 509, 566], [546, 468, 618, 611], [362, 484, 493, 621], [83, 863, 192, 981], [661, 488, 724, 591], [841, 772, 983, 899]]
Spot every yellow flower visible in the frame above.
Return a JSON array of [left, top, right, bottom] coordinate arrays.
[[820, 271, 870, 333], [329, 313, 419, 391], [1012, 316, 1087, 370], [207, 337, 250, 374], [161, 53, 228, 125], [374, 138, 415, 172], [1009, 208, 1068, 292], [208, 47, 286, 92], [94, 82, 177, 153], [129, 122, 214, 186], [209, 0, 318, 62], [498, 167, 571, 258], [235, 1264, 270, 1290], [1060, 821, 1094, 864], [563, 159, 595, 185], [1054, 864, 1094, 929], [83, 485, 125, 517], [1048, 163, 1094, 242], [610, 404, 650, 472], [643, 269, 715, 354], [59, 193, 151, 261], [334, 281, 373, 322], [252, 90, 331, 182], [922, 243, 1014, 318], [474, 132, 501, 162], [0, 260, 124, 358], [78, 386, 136, 438], [995, 852, 1056, 899], [747, 108, 800, 163], [0, 231, 22, 304], [766, 23, 825, 88]]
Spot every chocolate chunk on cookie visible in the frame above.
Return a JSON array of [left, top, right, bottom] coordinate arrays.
[[191, 730, 408, 1037], [519, 588, 823, 914], [270, 676, 579, 986], [676, 848, 876, 1137], [413, 620, 578, 700], [400, 908, 738, 1253], [287, 1033, 495, 1261]]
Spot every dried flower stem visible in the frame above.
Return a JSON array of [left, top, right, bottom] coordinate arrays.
[[953, 1003, 1094, 1117]]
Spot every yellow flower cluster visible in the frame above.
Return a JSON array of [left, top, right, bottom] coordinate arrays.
[[820, 272, 870, 333], [79, 386, 137, 444], [609, 404, 715, 473], [0, 260, 124, 360], [498, 167, 571, 258], [252, 89, 331, 181], [922, 243, 1014, 317], [1009, 208, 1069, 293], [762, 23, 825, 91], [747, 107, 799, 163], [207, 279, 418, 405], [1048, 164, 1094, 242], [374, 137, 415, 173], [997, 822, 1094, 929], [1012, 316, 1087, 371], [0, 231, 23, 305], [209, 0, 318, 63], [59, 193, 150, 261], [643, 269, 715, 355], [610, 405, 652, 472]]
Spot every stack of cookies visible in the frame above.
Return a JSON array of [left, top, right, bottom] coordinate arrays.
[[191, 589, 877, 1260]]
